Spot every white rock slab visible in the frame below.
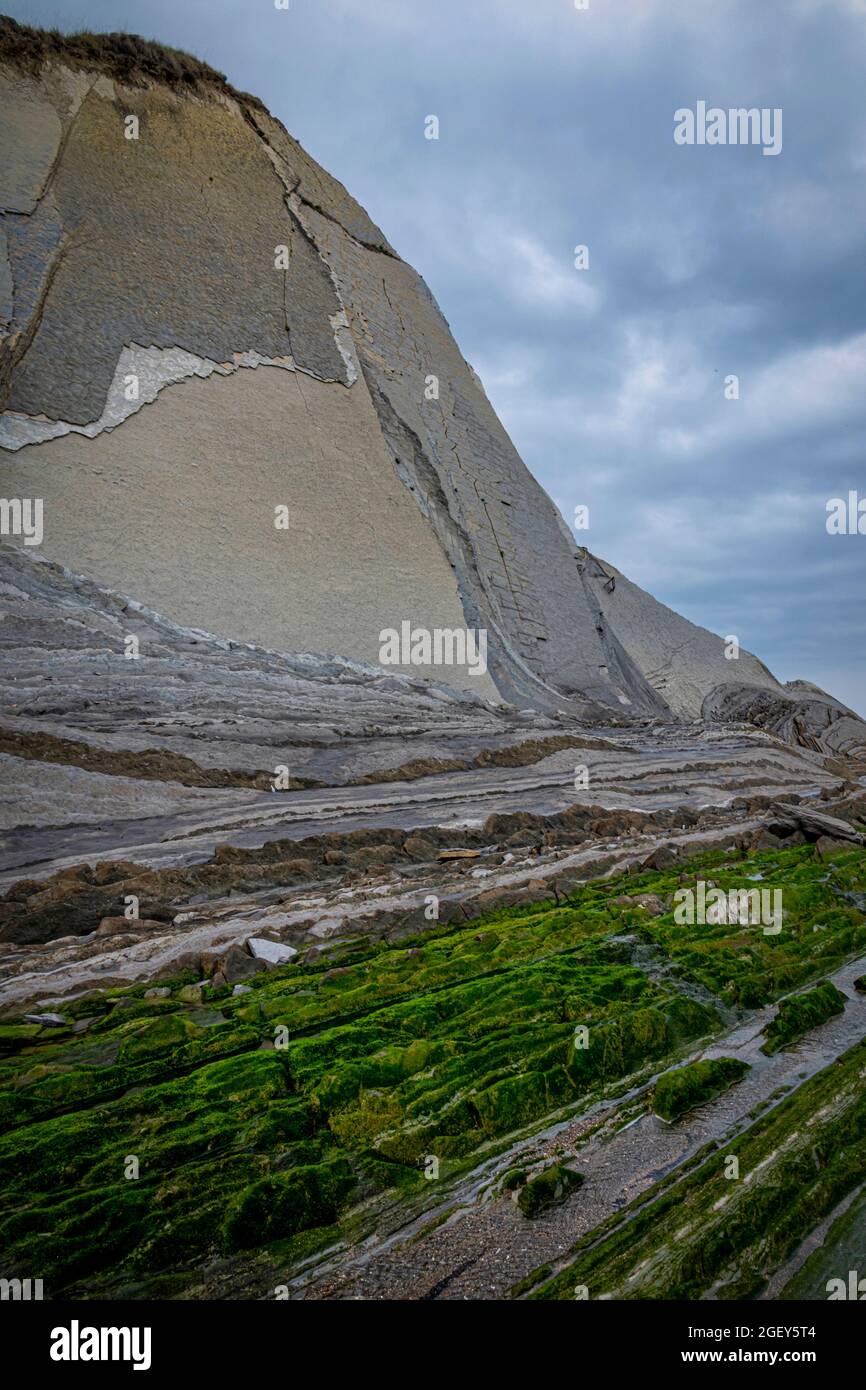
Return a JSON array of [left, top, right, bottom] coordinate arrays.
[[246, 937, 298, 965]]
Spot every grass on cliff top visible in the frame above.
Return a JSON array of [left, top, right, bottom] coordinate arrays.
[[0, 15, 265, 106]]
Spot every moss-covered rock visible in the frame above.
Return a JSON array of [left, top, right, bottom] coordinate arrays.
[[762, 981, 847, 1054], [0, 842, 861, 1295], [500, 1166, 528, 1192], [221, 1158, 356, 1251], [653, 1057, 750, 1122], [530, 1036, 866, 1300], [517, 1164, 583, 1218]]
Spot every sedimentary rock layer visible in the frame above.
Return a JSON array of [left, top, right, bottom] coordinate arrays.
[[2, 26, 862, 739], [0, 28, 698, 712], [1, 20, 865, 1312]]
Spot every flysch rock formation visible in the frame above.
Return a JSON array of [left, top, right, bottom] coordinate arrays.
[[4, 17, 851, 730], [2, 22, 862, 763], [0, 19, 862, 916], [0, 19, 861, 758], [2, 23, 866, 1311], [580, 550, 866, 757]]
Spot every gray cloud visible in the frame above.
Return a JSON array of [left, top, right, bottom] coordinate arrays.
[[9, 0, 865, 711]]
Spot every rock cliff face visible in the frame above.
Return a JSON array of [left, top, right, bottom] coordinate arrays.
[[0, 21, 862, 752], [0, 25, 738, 714]]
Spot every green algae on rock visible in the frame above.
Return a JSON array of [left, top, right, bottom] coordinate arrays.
[[530, 1034, 866, 1301], [517, 1164, 584, 1218], [761, 980, 848, 1054], [653, 1057, 750, 1122], [0, 842, 863, 1297], [500, 1166, 528, 1193]]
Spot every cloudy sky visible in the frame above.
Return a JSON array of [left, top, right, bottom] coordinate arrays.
[[12, 0, 866, 713]]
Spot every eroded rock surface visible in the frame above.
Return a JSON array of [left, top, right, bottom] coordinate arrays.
[[0, 23, 771, 717], [702, 680, 866, 762]]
